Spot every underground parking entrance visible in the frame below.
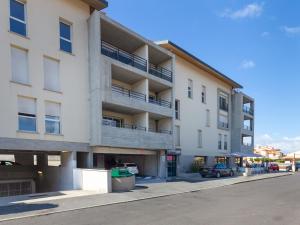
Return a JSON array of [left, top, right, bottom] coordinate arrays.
[[92, 147, 166, 180], [0, 150, 92, 197]]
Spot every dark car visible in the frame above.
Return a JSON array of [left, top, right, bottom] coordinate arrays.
[[200, 164, 234, 178]]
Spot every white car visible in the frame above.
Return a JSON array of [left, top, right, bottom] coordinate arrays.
[[118, 163, 139, 175]]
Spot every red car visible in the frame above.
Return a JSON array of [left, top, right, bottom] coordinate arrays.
[[268, 163, 279, 172]]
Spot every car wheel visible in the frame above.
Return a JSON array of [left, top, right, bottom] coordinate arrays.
[[230, 171, 234, 177], [216, 172, 221, 178]]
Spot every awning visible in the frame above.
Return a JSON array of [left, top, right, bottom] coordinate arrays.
[[229, 152, 263, 158]]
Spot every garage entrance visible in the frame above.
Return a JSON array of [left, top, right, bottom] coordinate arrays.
[[93, 147, 165, 178]]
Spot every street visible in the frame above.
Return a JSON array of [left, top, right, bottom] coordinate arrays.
[[1, 173, 299, 225]]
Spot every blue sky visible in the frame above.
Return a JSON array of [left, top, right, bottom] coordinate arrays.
[[104, 1, 300, 152]]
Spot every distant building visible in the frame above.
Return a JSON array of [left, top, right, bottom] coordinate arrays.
[[254, 146, 284, 159]]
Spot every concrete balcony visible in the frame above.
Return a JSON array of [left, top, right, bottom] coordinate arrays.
[[103, 85, 173, 118], [101, 124, 173, 150], [241, 144, 254, 154]]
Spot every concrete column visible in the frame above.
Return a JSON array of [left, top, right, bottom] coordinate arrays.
[[132, 78, 148, 102], [60, 151, 77, 190], [37, 153, 48, 168], [15, 153, 34, 166], [88, 10, 102, 146], [158, 150, 167, 179], [95, 154, 105, 169], [133, 112, 148, 131], [133, 45, 148, 72]]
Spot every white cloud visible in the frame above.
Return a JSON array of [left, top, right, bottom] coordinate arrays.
[[282, 26, 300, 35], [256, 134, 300, 153], [220, 3, 264, 19], [261, 31, 270, 37], [240, 60, 255, 69]]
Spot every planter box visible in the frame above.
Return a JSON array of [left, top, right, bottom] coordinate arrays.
[[112, 176, 135, 192]]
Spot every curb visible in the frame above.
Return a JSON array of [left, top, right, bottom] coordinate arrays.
[[0, 173, 292, 223]]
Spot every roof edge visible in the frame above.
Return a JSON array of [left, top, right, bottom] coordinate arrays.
[[81, 0, 108, 10], [156, 40, 243, 89]]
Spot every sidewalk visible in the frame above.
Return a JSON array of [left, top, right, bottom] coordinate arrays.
[[0, 172, 292, 222]]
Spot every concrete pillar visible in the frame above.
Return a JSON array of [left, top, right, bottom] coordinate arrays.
[[158, 150, 167, 179], [15, 153, 34, 166], [95, 154, 105, 169], [88, 10, 102, 146], [60, 151, 77, 190], [37, 153, 48, 168]]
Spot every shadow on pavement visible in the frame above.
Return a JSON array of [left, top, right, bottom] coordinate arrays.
[[0, 203, 58, 215]]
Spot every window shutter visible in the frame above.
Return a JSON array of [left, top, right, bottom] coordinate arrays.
[[44, 57, 60, 91], [45, 102, 60, 117], [18, 97, 36, 115], [11, 47, 29, 84]]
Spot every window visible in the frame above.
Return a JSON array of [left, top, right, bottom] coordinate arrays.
[[219, 92, 229, 112], [60, 21, 72, 53], [206, 109, 210, 127], [18, 97, 36, 132], [201, 85, 206, 103], [219, 114, 229, 129], [175, 125, 180, 146], [10, 0, 26, 36], [11, 46, 29, 84], [198, 130, 203, 148], [188, 79, 193, 99], [175, 99, 180, 120], [44, 57, 60, 92], [224, 135, 228, 150], [45, 102, 61, 134], [218, 134, 222, 150]]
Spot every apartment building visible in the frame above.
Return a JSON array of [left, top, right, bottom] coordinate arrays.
[[158, 41, 255, 174], [90, 13, 175, 178], [0, 0, 109, 196], [0, 0, 176, 196]]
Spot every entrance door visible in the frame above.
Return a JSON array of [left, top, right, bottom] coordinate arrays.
[[167, 155, 177, 177]]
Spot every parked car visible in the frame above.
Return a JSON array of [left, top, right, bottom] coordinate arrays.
[[117, 163, 139, 175], [278, 163, 292, 172], [268, 163, 279, 172], [200, 164, 234, 178], [0, 161, 21, 166]]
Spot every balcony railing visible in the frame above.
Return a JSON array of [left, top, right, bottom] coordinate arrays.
[[101, 41, 147, 72], [243, 106, 254, 115], [243, 125, 252, 131], [148, 97, 172, 108], [219, 121, 229, 129], [102, 119, 147, 131], [149, 63, 173, 83], [112, 84, 146, 102]]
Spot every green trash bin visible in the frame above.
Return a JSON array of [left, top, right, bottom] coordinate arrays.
[[111, 168, 134, 178]]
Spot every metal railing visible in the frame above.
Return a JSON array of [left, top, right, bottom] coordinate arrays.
[[148, 97, 172, 108], [243, 125, 252, 131], [112, 84, 146, 102], [102, 119, 147, 131], [219, 121, 229, 129], [101, 41, 147, 72], [149, 63, 173, 82], [243, 106, 254, 115]]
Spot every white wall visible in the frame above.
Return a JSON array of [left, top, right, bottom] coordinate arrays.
[[175, 56, 232, 171], [73, 169, 112, 193], [0, 0, 90, 143]]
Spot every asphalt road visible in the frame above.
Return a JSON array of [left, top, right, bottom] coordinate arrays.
[[1, 173, 300, 225]]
